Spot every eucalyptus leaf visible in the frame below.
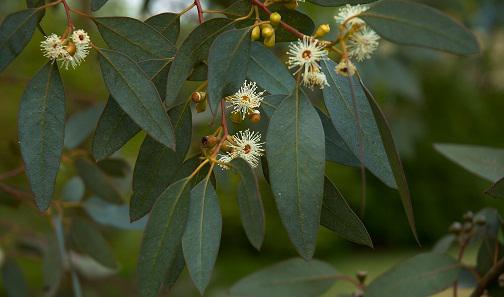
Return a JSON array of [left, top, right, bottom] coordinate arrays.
[[64, 104, 104, 149], [91, 0, 109, 11], [19, 62, 65, 211], [486, 177, 504, 199], [145, 13, 180, 44], [266, 89, 325, 260], [164, 245, 185, 290], [256, 6, 315, 42], [70, 271, 82, 297], [75, 158, 123, 204], [43, 239, 63, 297], [97, 158, 130, 177], [61, 176, 85, 202], [361, 0, 480, 55], [1, 259, 29, 297], [84, 197, 147, 230], [432, 235, 456, 254]]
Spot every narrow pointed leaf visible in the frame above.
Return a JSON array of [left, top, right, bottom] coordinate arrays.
[[321, 179, 372, 247], [91, 0, 108, 11], [97, 48, 175, 148], [1, 259, 29, 297], [486, 177, 504, 199], [231, 158, 265, 250], [182, 177, 222, 295], [0, 8, 43, 72], [19, 62, 65, 211], [138, 178, 191, 297], [43, 239, 63, 297], [145, 13, 180, 44], [432, 235, 456, 254], [84, 197, 147, 230], [64, 104, 104, 149], [75, 158, 123, 204], [97, 158, 130, 177], [266, 89, 325, 260], [361, 0, 480, 55]]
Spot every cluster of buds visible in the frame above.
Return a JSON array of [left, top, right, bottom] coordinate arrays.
[[40, 29, 91, 70], [191, 91, 208, 113], [251, 12, 282, 48], [225, 80, 265, 124], [449, 211, 486, 240]]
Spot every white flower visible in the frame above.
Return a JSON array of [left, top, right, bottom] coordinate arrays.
[[335, 59, 356, 77], [218, 129, 265, 169], [226, 81, 265, 120], [59, 41, 90, 70], [71, 29, 91, 45], [334, 4, 369, 27], [347, 27, 380, 62], [287, 36, 328, 78], [40, 34, 66, 60], [303, 70, 329, 89]]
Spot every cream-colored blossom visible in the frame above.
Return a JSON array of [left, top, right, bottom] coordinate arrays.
[[334, 4, 369, 27], [287, 36, 328, 77], [335, 59, 356, 77], [218, 129, 265, 169], [347, 27, 380, 62], [226, 81, 265, 119], [40, 34, 66, 61], [303, 70, 329, 89]]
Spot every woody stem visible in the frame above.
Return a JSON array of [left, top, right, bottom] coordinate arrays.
[[194, 0, 204, 24]]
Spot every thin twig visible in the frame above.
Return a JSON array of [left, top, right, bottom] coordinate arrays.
[[470, 257, 504, 297], [251, 0, 304, 39], [194, 0, 204, 24]]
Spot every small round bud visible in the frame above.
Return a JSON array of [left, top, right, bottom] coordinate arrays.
[[270, 12, 282, 26], [191, 91, 207, 103], [499, 274, 504, 287], [474, 215, 486, 226], [261, 25, 274, 38], [463, 211, 474, 222], [264, 34, 276, 48], [356, 271, 367, 284], [230, 111, 243, 124], [201, 135, 219, 148], [449, 222, 462, 235], [463, 222, 473, 233], [65, 42, 77, 56], [314, 24, 331, 38], [251, 26, 261, 41], [196, 100, 206, 113], [248, 110, 261, 123]]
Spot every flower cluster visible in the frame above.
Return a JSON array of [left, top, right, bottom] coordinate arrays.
[[40, 29, 91, 70], [226, 81, 265, 120], [217, 129, 265, 169], [287, 36, 329, 89]]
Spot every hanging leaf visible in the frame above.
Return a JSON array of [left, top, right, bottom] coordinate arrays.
[[145, 13, 180, 44], [486, 177, 504, 199], [84, 197, 147, 230], [64, 104, 104, 149], [247, 43, 295, 95], [1, 259, 30, 297], [365, 253, 460, 297], [163, 245, 185, 290], [165, 18, 234, 108], [91, 0, 109, 11], [434, 144, 504, 182], [18, 62, 65, 211], [42, 239, 63, 297], [138, 178, 192, 297], [97, 48, 175, 148], [75, 158, 123, 204], [169, 102, 192, 161], [0, 8, 43, 73], [307, 0, 375, 7], [231, 158, 265, 250], [70, 217, 117, 269], [266, 89, 325, 260], [182, 176, 222, 295], [229, 258, 338, 297], [61, 176, 85, 202], [361, 0, 480, 55], [321, 178, 372, 247]]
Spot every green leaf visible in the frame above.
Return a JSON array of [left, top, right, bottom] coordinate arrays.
[[247, 43, 295, 95], [62, 176, 85, 202], [182, 176, 222, 295], [361, 0, 480, 55], [95, 17, 176, 62], [434, 144, 504, 182], [26, 0, 45, 8], [165, 18, 234, 108], [307, 0, 375, 7], [231, 158, 265, 250], [145, 13, 180, 44], [97, 48, 175, 148], [486, 177, 504, 199], [321, 178, 372, 247], [229, 258, 338, 297], [321, 60, 395, 187], [263, 8, 314, 42], [360, 79, 418, 243], [207, 28, 251, 112], [138, 177, 192, 297], [91, 0, 109, 11], [70, 217, 117, 269], [0, 8, 43, 72], [365, 253, 460, 297], [75, 158, 123, 204], [432, 235, 456, 254], [70, 271, 82, 297], [164, 245, 185, 290], [64, 104, 104, 149], [266, 89, 325, 260], [1, 259, 29, 297], [169, 102, 192, 161], [224, 0, 252, 18], [42, 239, 63, 297], [97, 158, 130, 177], [476, 236, 501, 276], [18, 62, 65, 211], [84, 197, 147, 230]]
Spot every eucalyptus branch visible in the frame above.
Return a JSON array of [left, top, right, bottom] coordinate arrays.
[[251, 0, 305, 39]]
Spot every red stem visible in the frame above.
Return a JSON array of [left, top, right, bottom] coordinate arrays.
[[251, 0, 305, 39], [194, 0, 204, 24], [61, 0, 74, 29]]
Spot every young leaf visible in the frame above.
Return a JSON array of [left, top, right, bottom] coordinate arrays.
[[434, 144, 504, 182], [43, 239, 63, 297], [64, 104, 104, 149], [361, 0, 480, 55], [1, 259, 30, 297], [62, 176, 85, 202], [91, 0, 109, 11], [0, 8, 43, 73], [229, 258, 338, 297], [84, 197, 147, 230], [365, 253, 461, 297], [145, 13, 180, 44], [138, 178, 192, 297], [307, 0, 375, 6], [486, 177, 504, 199], [75, 158, 123, 204], [70, 217, 117, 269], [18, 62, 65, 211], [207, 28, 251, 112], [321, 178, 372, 247], [360, 79, 418, 243], [182, 176, 222, 295], [97, 48, 175, 148], [165, 18, 234, 108], [95, 17, 176, 62], [231, 158, 265, 250], [247, 43, 295, 95], [266, 89, 325, 260], [321, 59, 395, 187], [97, 158, 130, 177]]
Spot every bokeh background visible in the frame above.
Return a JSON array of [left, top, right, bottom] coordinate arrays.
[[1, 0, 503, 296]]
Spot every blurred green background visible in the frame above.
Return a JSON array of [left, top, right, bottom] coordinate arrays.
[[1, 0, 503, 296]]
